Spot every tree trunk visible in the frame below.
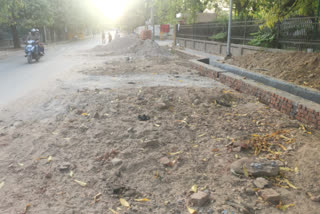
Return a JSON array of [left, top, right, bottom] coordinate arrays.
[[10, 24, 20, 48]]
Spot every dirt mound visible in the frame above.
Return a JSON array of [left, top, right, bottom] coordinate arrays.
[[226, 51, 320, 91], [132, 39, 171, 57], [93, 35, 171, 57]]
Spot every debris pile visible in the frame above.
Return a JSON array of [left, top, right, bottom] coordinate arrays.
[[93, 35, 171, 57]]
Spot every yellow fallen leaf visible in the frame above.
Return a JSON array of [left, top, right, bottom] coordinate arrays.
[[18, 163, 24, 166], [193, 145, 199, 148], [0, 181, 4, 189], [276, 201, 295, 211], [198, 133, 207, 137], [69, 171, 74, 177], [178, 80, 183, 82], [283, 179, 297, 189], [300, 124, 306, 131], [280, 167, 294, 172], [81, 113, 89, 116], [243, 165, 249, 177], [168, 151, 182, 156], [120, 198, 130, 207], [24, 203, 31, 213], [134, 198, 150, 202], [278, 144, 287, 151], [154, 124, 161, 127], [109, 208, 119, 214], [187, 206, 197, 214], [223, 90, 233, 94], [48, 156, 52, 162], [307, 131, 312, 135], [190, 184, 197, 193], [74, 179, 87, 187]]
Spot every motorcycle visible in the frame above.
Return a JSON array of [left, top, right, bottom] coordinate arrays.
[[25, 40, 42, 64]]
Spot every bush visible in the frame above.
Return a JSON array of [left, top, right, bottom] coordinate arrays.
[[209, 32, 227, 42], [248, 31, 276, 47]]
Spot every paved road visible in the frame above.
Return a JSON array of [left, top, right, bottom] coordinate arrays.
[[0, 38, 98, 107]]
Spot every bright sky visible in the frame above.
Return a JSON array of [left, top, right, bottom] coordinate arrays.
[[92, 0, 129, 20]]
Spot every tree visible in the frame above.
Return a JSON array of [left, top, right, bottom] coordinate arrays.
[[0, 0, 24, 48]]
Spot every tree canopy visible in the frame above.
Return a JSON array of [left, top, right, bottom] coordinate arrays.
[[155, 0, 319, 26]]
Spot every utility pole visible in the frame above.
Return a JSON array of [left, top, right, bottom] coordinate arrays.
[[314, 0, 320, 40], [151, 0, 155, 41], [226, 0, 233, 58]]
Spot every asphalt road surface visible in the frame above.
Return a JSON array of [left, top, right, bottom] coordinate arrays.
[[0, 37, 98, 108]]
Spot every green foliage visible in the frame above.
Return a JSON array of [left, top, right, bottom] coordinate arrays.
[[155, 0, 212, 24], [248, 31, 276, 47], [209, 32, 227, 41]]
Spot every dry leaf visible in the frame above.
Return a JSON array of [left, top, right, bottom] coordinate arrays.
[[243, 165, 249, 177], [47, 156, 52, 162], [134, 198, 150, 202], [154, 171, 159, 179], [211, 148, 219, 152], [109, 208, 119, 214], [283, 179, 297, 189], [18, 163, 24, 166], [69, 171, 74, 177], [187, 206, 197, 214], [276, 201, 295, 211], [74, 179, 87, 187], [81, 113, 89, 116], [198, 133, 207, 137], [0, 181, 4, 189], [36, 156, 48, 161], [168, 151, 182, 156], [278, 144, 287, 151], [93, 193, 102, 202], [23, 203, 31, 214], [120, 198, 130, 207], [190, 184, 197, 193]]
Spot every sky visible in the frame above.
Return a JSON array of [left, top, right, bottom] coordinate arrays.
[[91, 0, 130, 21]]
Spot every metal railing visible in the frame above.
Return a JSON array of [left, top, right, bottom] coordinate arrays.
[[177, 17, 320, 50]]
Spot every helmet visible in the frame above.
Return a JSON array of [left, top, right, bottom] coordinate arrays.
[[31, 28, 36, 33]]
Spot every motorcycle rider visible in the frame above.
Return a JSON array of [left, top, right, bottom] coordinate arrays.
[[26, 29, 44, 55]]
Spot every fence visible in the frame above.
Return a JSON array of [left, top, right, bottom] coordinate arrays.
[[177, 17, 320, 50]]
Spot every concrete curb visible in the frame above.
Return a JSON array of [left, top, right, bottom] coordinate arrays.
[[210, 61, 320, 105], [175, 48, 320, 129]]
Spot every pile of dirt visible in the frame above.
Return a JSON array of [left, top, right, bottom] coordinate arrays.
[[1, 85, 320, 213], [1, 51, 320, 214], [92, 35, 171, 57], [225, 51, 320, 91], [132, 39, 171, 57]]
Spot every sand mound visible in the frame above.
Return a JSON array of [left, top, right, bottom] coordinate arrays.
[[226, 51, 320, 91], [93, 35, 171, 57]]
